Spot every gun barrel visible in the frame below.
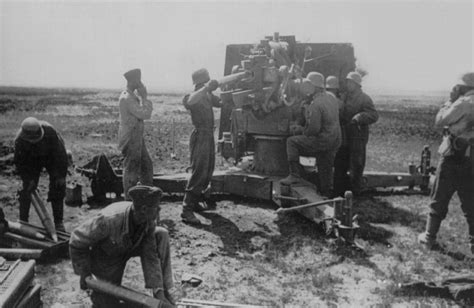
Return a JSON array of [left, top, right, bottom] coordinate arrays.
[[218, 71, 250, 86], [85, 276, 163, 308]]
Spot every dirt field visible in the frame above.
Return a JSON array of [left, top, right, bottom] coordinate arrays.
[[1, 86, 473, 307]]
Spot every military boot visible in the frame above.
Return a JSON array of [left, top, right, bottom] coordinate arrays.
[[181, 192, 201, 225], [280, 161, 303, 185], [51, 200, 65, 232], [181, 208, 201, 225], [418, 216, 441, 250]]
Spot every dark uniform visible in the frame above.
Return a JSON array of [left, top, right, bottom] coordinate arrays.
[[69, 201, 173, 307], [14, 121, 68, 226], [333, 87, 378, 195], [182, 92, 221, 204]]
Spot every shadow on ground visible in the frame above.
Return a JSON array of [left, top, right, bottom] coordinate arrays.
[[353, 195, 426, 245], [192, 211, 269, 256]]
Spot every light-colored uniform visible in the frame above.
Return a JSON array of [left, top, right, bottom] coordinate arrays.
[[286, 91, 341, 195], [70, 201, 173, 308], [437, 90, 474, 144], [118, 90, 153, 200], [422, 91, 474, 246]]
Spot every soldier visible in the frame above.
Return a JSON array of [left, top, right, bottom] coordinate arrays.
[[333, 71, 378, 196], [14, 117, 68, 231], [325, 75, 343, 107], [118, 68, 154, 200], [280, 72, 342, 197], [418, 73, 474, 253], [326, 76, 344, 121], [69, 184, 175, 307], [181, 68, 221, 225]]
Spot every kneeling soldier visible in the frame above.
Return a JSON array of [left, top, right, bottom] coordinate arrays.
[[69, 184, 175, 307]]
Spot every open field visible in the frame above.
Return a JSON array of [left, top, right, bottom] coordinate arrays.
[[0, 86, 472, 307]]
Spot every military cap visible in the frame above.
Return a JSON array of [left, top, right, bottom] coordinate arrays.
[[128, 184, 162, 206], [19, 117, 44, 143], [123, 68, 142, 83], [192, 68, 210, 85]]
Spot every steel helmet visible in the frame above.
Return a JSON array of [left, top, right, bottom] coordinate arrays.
[[346, 72, 362, 86], [19, 117, 44, 143], [192, 68, 210, 85], [300, 79, 316, 96], [306, 72, 325, 88], [461, 72, 474, 87], [325, 76, 339, 89]]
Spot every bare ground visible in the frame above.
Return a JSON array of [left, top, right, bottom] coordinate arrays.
[[0, 87, 472, 307]]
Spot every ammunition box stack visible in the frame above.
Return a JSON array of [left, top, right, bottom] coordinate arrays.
[[0, 259, 41, 308]]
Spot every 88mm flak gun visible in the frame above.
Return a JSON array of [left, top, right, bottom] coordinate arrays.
[[215, 33, 359, 244]]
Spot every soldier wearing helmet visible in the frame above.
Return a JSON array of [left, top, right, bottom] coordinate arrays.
[[14, 117, 68, 231], [418, 72, 474, 253], [333, 71, 378, 196], [181, 68, 221, 225], [70, 184, 175, 307], [118, 68, 154, 200], [280, 71, 342, 197]]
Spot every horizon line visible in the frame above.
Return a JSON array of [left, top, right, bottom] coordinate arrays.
[[0, 83, 449, 96]]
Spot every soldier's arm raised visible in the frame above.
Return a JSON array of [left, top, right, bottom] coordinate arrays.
[[184, 80, 219, 107], [435, 99, 466, 129], [122, 96, 153, 120]]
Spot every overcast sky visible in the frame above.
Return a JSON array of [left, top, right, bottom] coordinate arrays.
[[0, 0, 473, 93]]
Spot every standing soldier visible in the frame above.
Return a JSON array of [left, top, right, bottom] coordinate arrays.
[[418, 73, 474, 253], [181, 69, 221, 225], [280, 72, 342, 197], [325, 75, 343, 110], [119, 68, 154, 200], [333, 72, 378, 196], [14, 117, 68, 231]]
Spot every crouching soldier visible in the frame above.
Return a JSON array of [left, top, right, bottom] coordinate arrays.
[[181, 68, 221, 225], [69, 184, 175, 307], [14, 117, 68, 231], [418, 73, 474, 253], [280, 72, 342, 197]]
